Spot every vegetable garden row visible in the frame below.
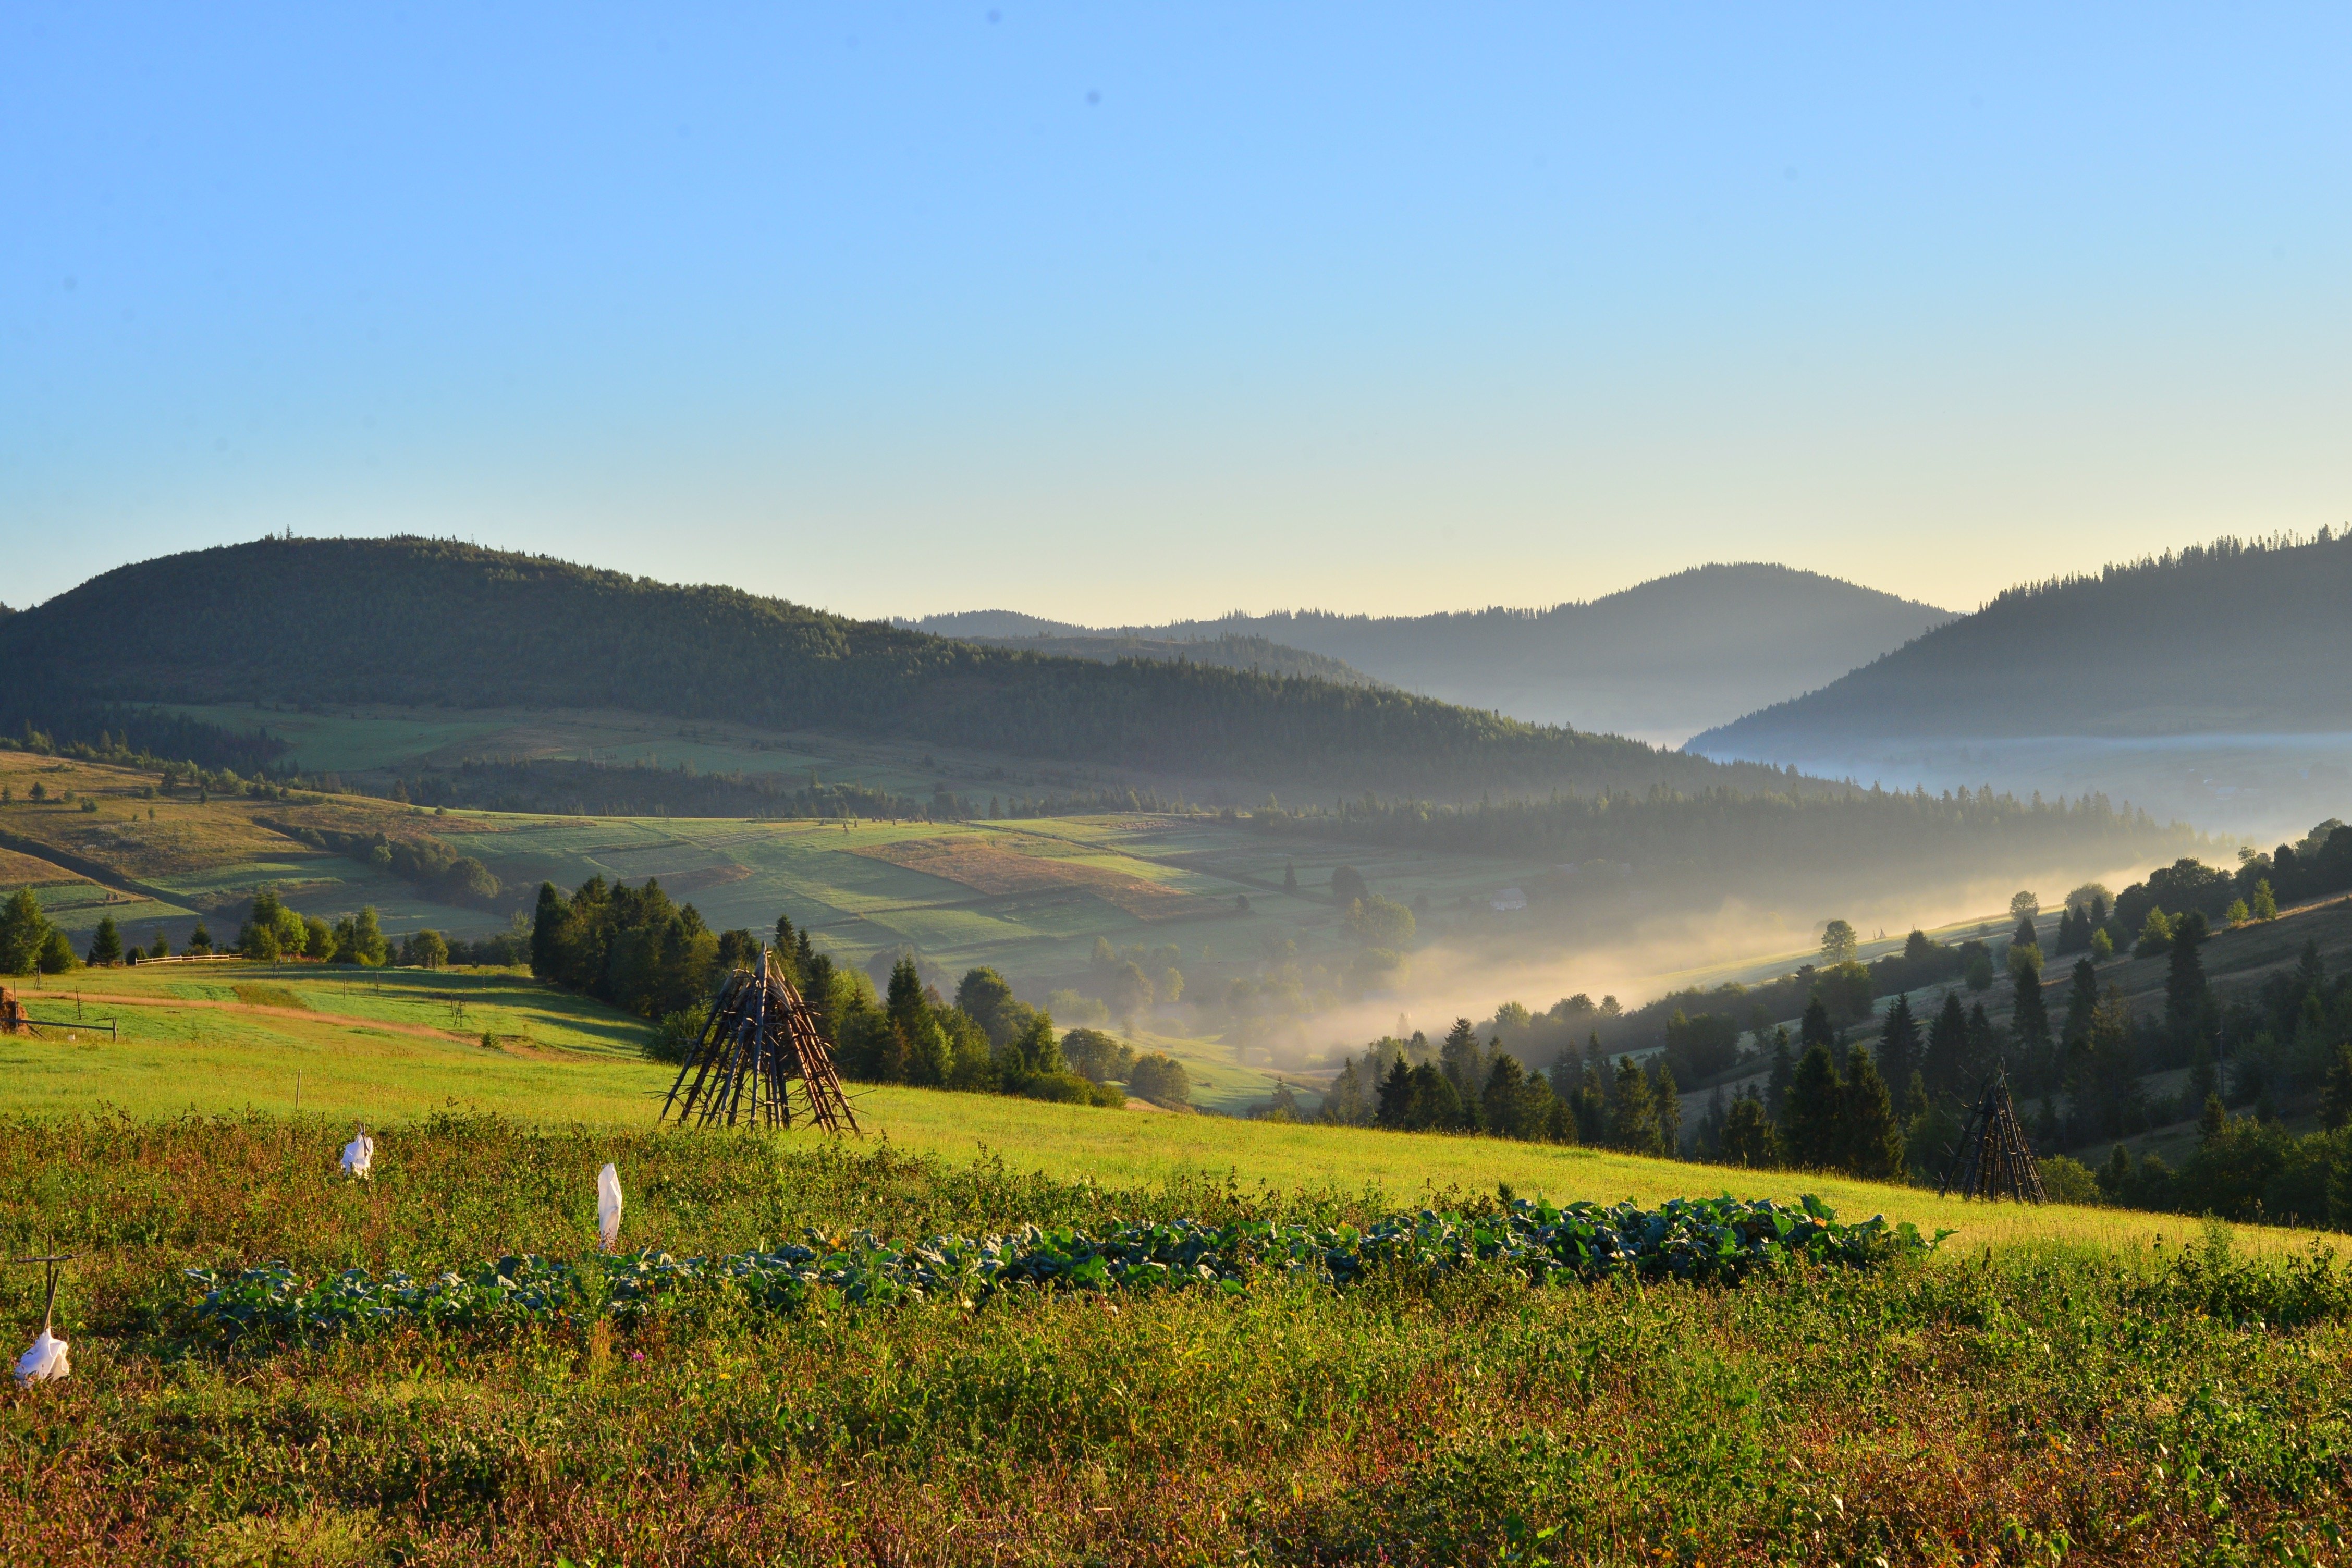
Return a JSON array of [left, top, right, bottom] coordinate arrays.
[[181, 1193, 1942, 1341]]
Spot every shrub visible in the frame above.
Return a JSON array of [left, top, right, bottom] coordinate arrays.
[[1129, 1052, 1193, 1108], [2038, 1154, 2102, 1205]]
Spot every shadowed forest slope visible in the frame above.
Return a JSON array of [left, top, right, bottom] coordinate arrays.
[[1695, 533, 2352, 753], [7, 537, 1820, 801]]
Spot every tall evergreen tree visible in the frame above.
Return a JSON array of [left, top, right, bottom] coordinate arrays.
[[1781, 1042, 1843, 1170], [1839, 1048, 1906, 1179], [1799, 995, 1835, 1054], [1607, 1056, 1665, 1156], [1923, 993, 1970, 1101], [1406, 1061, 1464, 1131], [1718, 1094, 1779, 1168], [2165, 911, 2211, 1039], [1765, 1026, 1795, 1119], [1375, 1058, 1415, 1128], [86, 915, 121, 966], [2061, 958, 2099, 1047], [2323, 1043, 2352, 1132], [2012, 964, 2053, 1089], [1877, 995, 1920, 1116], [1439, 1018, 1486, 1118], [1966, 1002, 2000, 1088], [1649, 1059, 1682, 1156]]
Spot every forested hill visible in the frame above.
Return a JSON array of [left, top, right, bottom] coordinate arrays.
[[908, 564, 1951, 744], [1692, 533, 2352, 754], [953, 631, 1381, 688], [7, 537, 1822, 799]]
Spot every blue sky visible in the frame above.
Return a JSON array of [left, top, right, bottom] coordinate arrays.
[[5, 4, 2347, 621]]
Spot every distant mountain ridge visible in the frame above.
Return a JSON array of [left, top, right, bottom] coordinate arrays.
[[1692, 534, 2352, 753], [906, 564, 1952, 744], [0, 536, 1830, 802]]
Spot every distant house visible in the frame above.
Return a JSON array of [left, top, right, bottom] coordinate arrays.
[[1489, 887, 1528, 913]]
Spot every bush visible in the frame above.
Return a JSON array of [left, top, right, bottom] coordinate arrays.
[[649, 1005, 709, 1064], [1129, 1052, 1193, 1108], [2038, 1154, 2103, 1205]]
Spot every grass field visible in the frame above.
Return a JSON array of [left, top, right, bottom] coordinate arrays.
[[6, 1113, 2352, 1562], [9, 964, 2352, 1560], [5, 963, 2343, 1261]]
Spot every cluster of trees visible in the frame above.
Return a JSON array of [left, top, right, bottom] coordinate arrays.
[[266, 821, 501, 909], [1, 704, 289, 777], [520, 880, 1191, 1110], [2113, 822, 2352, 940], [234, 888, 395, 965], [0, 889, 78, 975], [1316, 1021, 1687, 1155]]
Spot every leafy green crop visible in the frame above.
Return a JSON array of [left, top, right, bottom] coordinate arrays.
[[180, 1193, 1940, 1342]]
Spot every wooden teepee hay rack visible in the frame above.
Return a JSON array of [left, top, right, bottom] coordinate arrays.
[[1939, 1067, 2047, 1203], [657, 950, 859, 1134]]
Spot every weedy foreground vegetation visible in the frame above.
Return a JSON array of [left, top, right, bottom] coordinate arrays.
[[6, 1117, 2352, 1565]]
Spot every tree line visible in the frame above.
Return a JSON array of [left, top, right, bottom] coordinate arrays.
[[523, 876, 1195, 1111]]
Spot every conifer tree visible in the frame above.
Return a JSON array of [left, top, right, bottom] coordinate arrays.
[[1839, 1047, 1906, 1179], [2062, 958, 2099, 1047], [1765, 1027, 1795, 1119], [1375, 1058, 1415, 1128], [1799, 995, 1834, 1053], [2323, 1043, 2352, 1132], [1781, 1042, 1843, 1170], [1608, 1056, 1665, 1156], [2251, 879, 2278, 921], [1877, 995, 1920, 1116], [87, 915, 122, 966], [1718, 1094, 1779, 1168], [1923, 993, 1969, 1101], [1649, 1059, 1682, 1156], [2165, 911, 2210, 1040]]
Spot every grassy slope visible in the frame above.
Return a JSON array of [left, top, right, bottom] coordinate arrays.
[[5, 964, 2341, 1260]]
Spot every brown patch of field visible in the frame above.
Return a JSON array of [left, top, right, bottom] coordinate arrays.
[[0, 846, 85, 885], [854, 836, 1221, 921]]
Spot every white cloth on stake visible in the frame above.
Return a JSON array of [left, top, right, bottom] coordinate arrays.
[[15, 1327, 69, 1387], [596, 1162, 623, 1251], [340, 1130, 374, 1179]]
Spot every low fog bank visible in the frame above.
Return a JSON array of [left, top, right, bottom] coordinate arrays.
[[1235, 853, 2173, 1079], [1685, 731, 2352, 846]]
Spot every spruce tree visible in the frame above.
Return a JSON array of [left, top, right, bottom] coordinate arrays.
[[2323, 1043, 2352, 1132], [1375, 1058, 1415, 1128], [1877, 995, 1920, 1117], [2062, 958, 2099, 1047], [2012, 964, 2053, 1089], [1407, 1061, 1463, 1131], [1607, 1056, 1665, 1156], [1439, 1019, 1487, 1122], [1781, 1042, 1843, 1171], [1923, 993, 1969, 1101], [87, 915, 123, 966], [2165, 911, 2210, 1039], [1649, 1059, 1682, 1156], [1839, 1048, 1906, 1179], [886, 956, 929, 1047], [1765, 1027, 1794, 1119], [1799, 996, 1835, 1053], [1718, 1094, 1779, 1168]]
